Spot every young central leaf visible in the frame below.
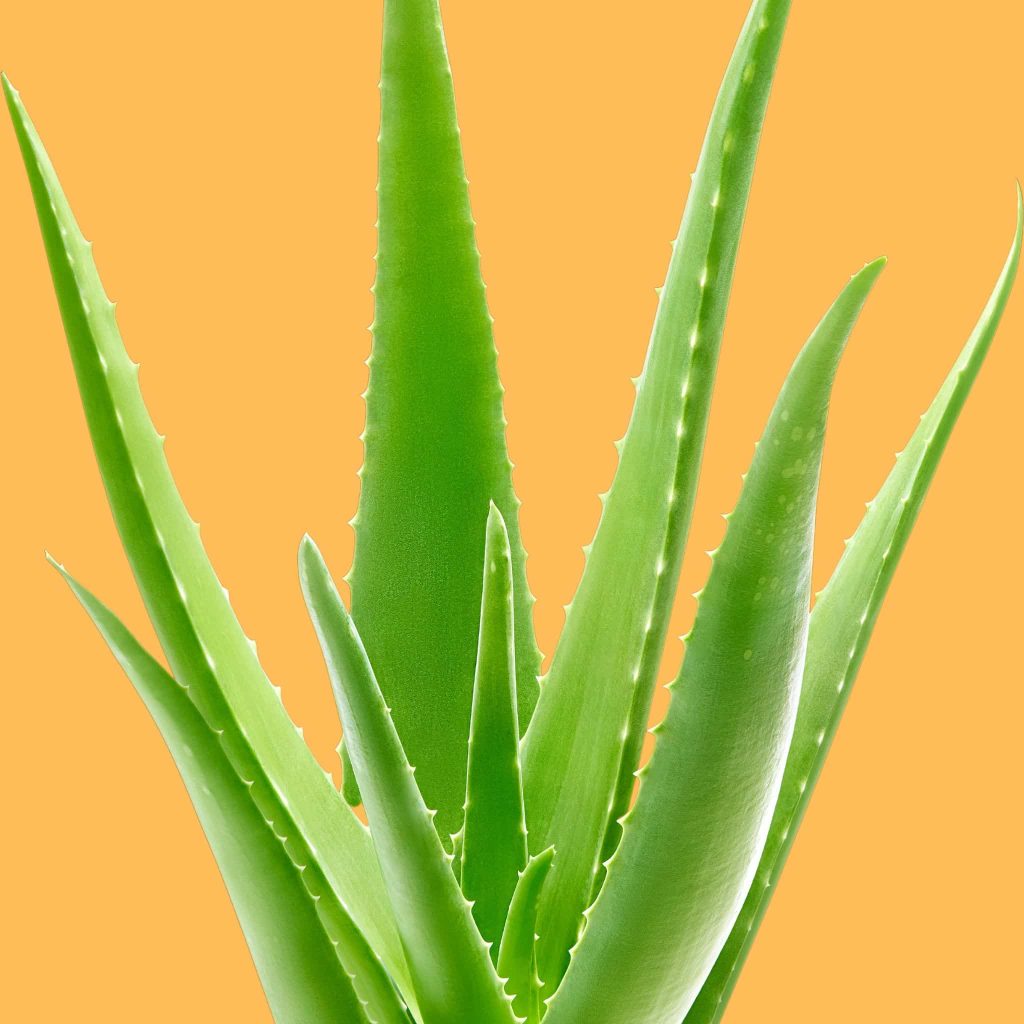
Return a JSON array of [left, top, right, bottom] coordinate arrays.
[[461, 503, 529, 954], [346, 0, 541, 839], [498, 848, 556, 1024]]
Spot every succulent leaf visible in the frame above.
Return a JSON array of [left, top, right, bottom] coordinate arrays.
[[542, 260, 885, 1024], [497, 848, 556, 1024], [345, 0, 541, 836], [51, 562, 410, 1024], [299, 538, 516, 1024], [683, 188, 1024, 1024], [519, 0, 793, 990], [1, 74, 414, 1002], [461, 503, 529, 955]]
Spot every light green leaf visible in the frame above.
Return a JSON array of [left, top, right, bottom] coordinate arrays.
[[684, 187, 1023, 1024], [543, 260, 885, 1024], [345, 0, 541, 836], [51, 561, 412, 1024], [519, 0, 794, 991], [497, 848, 555, 1024], [2, 74, 412, 1003], [461, 503, 529, 956], [300, 537, 516, 1024]]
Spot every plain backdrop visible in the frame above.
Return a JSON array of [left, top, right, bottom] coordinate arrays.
[[1, 1, 1020, 1020]]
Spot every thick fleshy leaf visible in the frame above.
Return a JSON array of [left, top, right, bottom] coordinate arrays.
[[300, 538, 516, 1024], [497, 848, 555, 1024], [2, 75, 411, 1002], [52, 562, 411, 1024], [345, 0, 541, 835], [684, 188, 1023, 1024], [519, 0, 794, 991], [461, 503, 529, 955], [543, 260, 885, 1024]]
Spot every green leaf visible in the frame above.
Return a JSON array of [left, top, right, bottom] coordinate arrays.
[[461, 503, 529, 956], [519, 0, 794, 991], [684, 187, 1023, 1024], [345, 0, 541, 836], [51, 561, 413, 1024], [497, 848, 555, 1024], [2, 75, 412, 1003], [299, 537, 516, 1024], [542, 260, 885, 1024]]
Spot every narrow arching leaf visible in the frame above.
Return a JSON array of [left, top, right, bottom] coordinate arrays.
[[300, 537, 516, 1024], [497, 848, 555, 1024], [2, 75, 412, 1002], [461, 503, 529, 956], [543, 260, 885, 1024], [346, 0, 541, 836], [51, 562, 412, 1024], [684, 189, 1023, 1024], [520, 0, 794, 991]]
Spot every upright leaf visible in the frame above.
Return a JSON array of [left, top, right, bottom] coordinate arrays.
[[497, 848, 555, 1024], [543, 261, 885, 1024], [2, 76, 411, 1001], [461, 503, 529, 955], [519, 0, 793, 991], [346, 0, 541, 836], [300, 538, 516, 1024], [684, 189, 1023, 1024], [52, 563, 410, 1024]]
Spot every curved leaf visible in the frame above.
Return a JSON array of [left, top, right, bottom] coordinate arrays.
[[497, 848, 555, 1024], [52, 562, 413, 1024], [300, 538, 516, 1024], [2, 75, 412, 1002], [520, 0, 794, 992], [543, 260, 884, 1024], [685, 188, 1023, 1024]]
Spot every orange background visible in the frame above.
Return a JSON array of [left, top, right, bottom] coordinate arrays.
[[1, 1, 1021, 1020]]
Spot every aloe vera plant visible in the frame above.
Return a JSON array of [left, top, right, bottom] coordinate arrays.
[[8, 0, 1019, 1020]]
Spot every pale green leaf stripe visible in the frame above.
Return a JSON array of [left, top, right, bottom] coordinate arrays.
[[497, 848, 555, 1024], [51, 562, 412, 1024], [346, 0, 541, 834], [684, 188, 1023, 1024], [2, 76, 411, 1001], [461, 503, 529, 956], [544, 261, 885, 1024], [520, 0, 793, 991], [300, 538, 516, 1024]]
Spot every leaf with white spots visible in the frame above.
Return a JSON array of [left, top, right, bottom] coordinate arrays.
[[2, 74, 412, 1005], [519, 0, 794, 994], [300, 537, 516, 1024], [684, 187, 1023, 1024], [52, 562, 410, 1024], [461, 504, 529, 955], [542, 260, 884, 1024]]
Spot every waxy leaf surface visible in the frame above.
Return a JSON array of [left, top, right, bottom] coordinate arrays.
[[520, 0, 794, 991], [347, 0, 541, 837], [544, 260, 884, 1024], [684, 190, 1023, 1024], [3, 74, 412, 1004], [301, 538, 516, 1024]]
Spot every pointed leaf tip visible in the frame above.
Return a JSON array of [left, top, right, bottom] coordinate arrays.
[[684, 189, 1021, 1024]]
